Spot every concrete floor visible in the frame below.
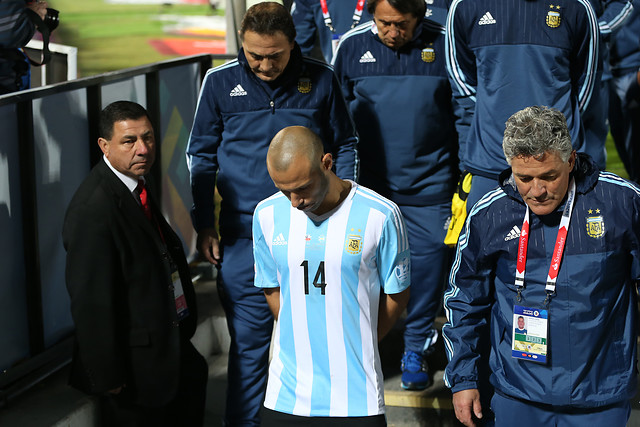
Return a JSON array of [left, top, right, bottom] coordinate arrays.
[[2, 276, 640, 426]]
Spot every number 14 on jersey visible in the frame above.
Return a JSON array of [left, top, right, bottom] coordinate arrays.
[[300, 260, 327, 295]]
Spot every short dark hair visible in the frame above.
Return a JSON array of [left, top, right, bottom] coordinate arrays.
[[99, 101, 151, 140], [240, 2, 296, 43], [367, 0, 426, 19]]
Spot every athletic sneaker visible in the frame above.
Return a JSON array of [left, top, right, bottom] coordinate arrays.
[[400, 350, 432, 391]]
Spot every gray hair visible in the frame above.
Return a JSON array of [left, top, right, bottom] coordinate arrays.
[[502, 106, 573, 164]]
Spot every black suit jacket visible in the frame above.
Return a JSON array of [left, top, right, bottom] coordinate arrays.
[[63, 159, 198, 407]]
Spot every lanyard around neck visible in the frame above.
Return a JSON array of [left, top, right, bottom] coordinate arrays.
[[514, 179, 576, 305], [320, 0, 366, 32]]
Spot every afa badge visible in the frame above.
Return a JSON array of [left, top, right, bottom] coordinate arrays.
[[546, 5, 561, 28], [345, 234, 363, 255], [586, 210, 605, 238], [422, 45, 435, 63], [298, 77, 312, 94]]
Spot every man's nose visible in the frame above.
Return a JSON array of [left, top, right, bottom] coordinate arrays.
[[530, 180, 547, 197], [260, 58, 273, 70], [135, 138, 149, 155], [290, 193, 303, 209]]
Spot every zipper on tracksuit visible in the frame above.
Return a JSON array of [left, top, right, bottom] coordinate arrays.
[[250, 71, 277, 114]]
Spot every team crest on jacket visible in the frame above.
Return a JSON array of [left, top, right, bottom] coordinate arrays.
[[345, 232, 363, 255], [546, 5, 561, 28], [586, 209, 605, 238], [298, 77, 312, 94], [421, 45, 435, 63]]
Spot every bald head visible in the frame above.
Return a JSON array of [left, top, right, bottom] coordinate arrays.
[[266, 126, 344, 215], [267, 126, 325, 174]]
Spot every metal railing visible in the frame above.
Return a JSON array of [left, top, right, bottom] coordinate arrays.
[[0, 52, 234, 407]]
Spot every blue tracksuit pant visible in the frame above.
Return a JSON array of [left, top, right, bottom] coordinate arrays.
[[581, 76, 609, 171], [218, 238, 273, 426], [399, 203, 451, 353], [491, 392, 630, 426], [609, 71, 640, 184]]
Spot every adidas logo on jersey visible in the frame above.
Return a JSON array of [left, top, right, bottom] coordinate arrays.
[[504, 225, 521, 241], [230, 84, 247, 97], [272, 233, 288, 246], [478, 12, 496, 25], [359, 51, 376, 63]]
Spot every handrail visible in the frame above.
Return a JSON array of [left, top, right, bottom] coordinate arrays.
[[0, 53, 236, 105], [0, 52, 228, 407]]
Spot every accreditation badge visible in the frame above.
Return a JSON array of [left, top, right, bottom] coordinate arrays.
[[512, 305, 548, 363], [171, 270, 190, 321], [331, 33, 343, 58]]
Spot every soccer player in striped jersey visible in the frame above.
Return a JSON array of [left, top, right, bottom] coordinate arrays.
[[253, 126, 411, 425]]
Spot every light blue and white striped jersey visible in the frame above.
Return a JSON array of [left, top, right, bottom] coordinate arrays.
[[253, 182, 410, 417]]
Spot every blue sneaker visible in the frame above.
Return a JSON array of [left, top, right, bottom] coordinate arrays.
[[400, 350, 432, 391]]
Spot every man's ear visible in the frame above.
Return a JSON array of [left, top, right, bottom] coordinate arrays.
[[568, 150, 577, 171], [98, 137, 109, 156], [321, 153, 333, 171]]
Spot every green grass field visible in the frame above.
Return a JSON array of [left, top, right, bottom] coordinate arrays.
[[47, 0, 630, 178], [50, 0, 220, 76]]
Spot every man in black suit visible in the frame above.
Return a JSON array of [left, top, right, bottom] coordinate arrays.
[[63, 101, 208, 426]]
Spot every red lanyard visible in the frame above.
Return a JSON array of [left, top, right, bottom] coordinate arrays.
[[514, 179, 576, 305], [320, 0, 366, 32]]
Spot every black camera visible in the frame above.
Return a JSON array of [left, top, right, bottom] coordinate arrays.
[[23, 1, 60, 65], [24, 1, 59, 33], [43, 7, 59, 32]]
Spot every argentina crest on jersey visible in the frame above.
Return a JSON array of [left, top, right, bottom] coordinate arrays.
[[421, 43, 435, 63], [546, 4, 562, 28], [585, 208, 605, 238], [345, 228, 363, 255]]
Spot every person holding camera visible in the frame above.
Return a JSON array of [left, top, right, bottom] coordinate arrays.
[[0, 0, 50, 95]]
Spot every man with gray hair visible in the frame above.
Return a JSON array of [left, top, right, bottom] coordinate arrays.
[[442, 106, 640, 426]]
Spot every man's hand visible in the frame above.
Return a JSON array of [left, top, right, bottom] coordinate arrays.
[[108, 385, 124, 395], [197, 228, 220, 265], [453, 389, 482, 427], [27, 1, 48, 20]]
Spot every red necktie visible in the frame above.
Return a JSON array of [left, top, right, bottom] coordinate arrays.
[[137, 180, 152, 220]]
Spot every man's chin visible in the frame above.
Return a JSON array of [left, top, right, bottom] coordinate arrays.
[[256, 72, 281, 82], [526, 200, 558, 215], [131, 166, 152, 177], [383, 39, 404, 49]]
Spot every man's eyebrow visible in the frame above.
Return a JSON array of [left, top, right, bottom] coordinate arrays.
[[248, 50, 283, 58]]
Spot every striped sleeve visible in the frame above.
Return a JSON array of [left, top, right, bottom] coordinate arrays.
[[374, 197, 410, 295], [576, 0, 601, 113], [445, 0, 477, 103], [442, 189, 505, 392], [0, 1, 36, 48], [597, 0, 634, 35], [253, 202, 280, 288]]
